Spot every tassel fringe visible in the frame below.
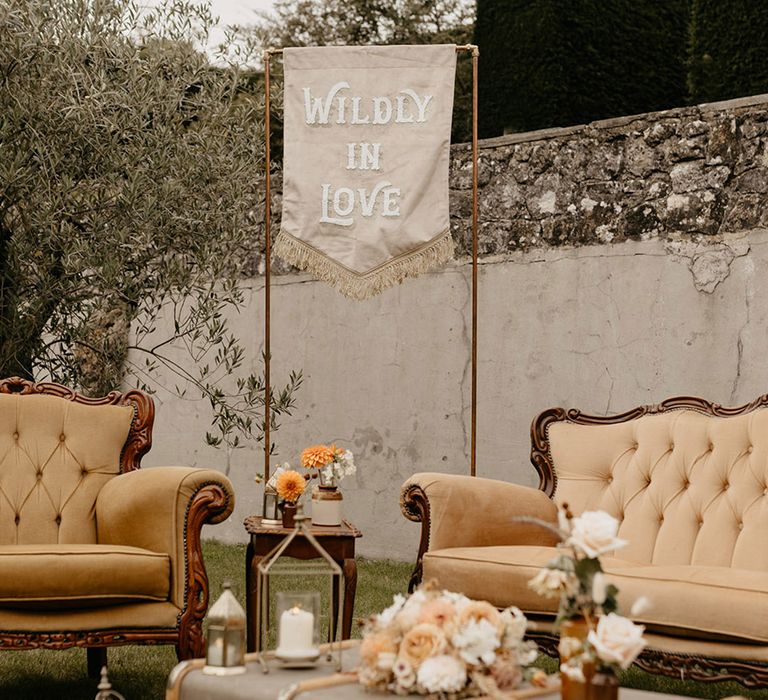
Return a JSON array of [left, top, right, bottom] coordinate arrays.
[[273, 230, 454, 300]]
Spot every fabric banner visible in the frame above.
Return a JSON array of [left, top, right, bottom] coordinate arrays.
[[274, 45, 457, 300]]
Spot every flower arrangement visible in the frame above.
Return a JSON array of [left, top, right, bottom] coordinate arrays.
[[358, 585, 549, 697], [275, 469, 306, 504], [300, 443, 356, 486], [527, 505, 648, 680]]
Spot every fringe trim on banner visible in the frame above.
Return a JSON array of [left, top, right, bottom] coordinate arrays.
[[273, 229, 455, 301]]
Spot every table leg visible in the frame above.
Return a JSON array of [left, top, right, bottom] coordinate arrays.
[[246, 543, 264, 653], [342, 558, 357, 640]]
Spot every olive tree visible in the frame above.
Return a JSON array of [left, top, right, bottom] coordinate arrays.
[[0, 0, 300, 461]]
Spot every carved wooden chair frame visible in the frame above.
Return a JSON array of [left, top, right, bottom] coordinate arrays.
[[401, 394, 768, 688], [0, 377, 231, 670]]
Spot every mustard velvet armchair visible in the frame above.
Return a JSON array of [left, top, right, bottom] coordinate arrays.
[[0, 377, 235, 675]]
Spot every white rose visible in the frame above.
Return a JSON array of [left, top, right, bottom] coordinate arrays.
[[451, 618, 499, 666], [529, 567, 573, 598], [568, 511, 627, 558], [588, 613, 647, 670], [500, 606, 527, 646], [416, 654, 467, 693], [397, 590, 428, 630]]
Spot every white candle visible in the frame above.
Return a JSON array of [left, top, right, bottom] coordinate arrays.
[[276, 606, 316, 658]]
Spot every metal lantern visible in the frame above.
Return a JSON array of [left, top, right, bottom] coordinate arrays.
[[203, 582, 247, 675], [94, 666, 125, 700], [255, 503, 343, 672]]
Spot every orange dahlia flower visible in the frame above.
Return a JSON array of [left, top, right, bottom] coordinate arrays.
[[276, 470, 306, 503], [301, 444, 335, 469]]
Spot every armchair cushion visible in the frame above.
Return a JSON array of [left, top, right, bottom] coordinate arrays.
[[0, 544, 170, 608]]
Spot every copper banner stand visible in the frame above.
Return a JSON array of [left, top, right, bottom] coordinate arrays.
[[262, 44, 480, 482]]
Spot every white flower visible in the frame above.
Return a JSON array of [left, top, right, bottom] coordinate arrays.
[[529, 567, 573, 598], [560, 661, 586, 683], [377, 652, 396, 670], [452, 618, 500, 666], [397, 590, 428, 629], [499, 606, 527, 646], [377, 594, 406, 627], [393, 658, 416, 689], [441, 591, 472, 612], [416, 654, 467, 693], [568, 511, 627, 558], [588, 613, 647, 670], [516, 641, 539, 666], [558, 635, 584, 659], [592, 571, 607, 605], [630, 596, 651, 617]]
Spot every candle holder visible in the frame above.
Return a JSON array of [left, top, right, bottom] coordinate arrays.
[[254, 504, 342, 673], [203, 582, 247, 675]]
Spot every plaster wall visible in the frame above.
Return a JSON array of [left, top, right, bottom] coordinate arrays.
[[141, 230, 768, 560]]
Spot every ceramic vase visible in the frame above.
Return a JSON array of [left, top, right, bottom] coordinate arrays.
[[311, 485, 343, 526], [280, 502, 297, 528]]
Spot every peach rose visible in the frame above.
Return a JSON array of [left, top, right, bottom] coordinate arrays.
[[418, 599, 457, 630], [360, 632, 398, 668], [459, 600, 504, 636], [397, 623, 446, 669]]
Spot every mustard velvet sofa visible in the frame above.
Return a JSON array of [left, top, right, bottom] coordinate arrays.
[[0, 377, 234, 674], [401, 395, 768, 688]]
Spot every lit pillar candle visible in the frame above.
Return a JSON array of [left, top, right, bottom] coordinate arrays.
[[277, 606, 315, 657]]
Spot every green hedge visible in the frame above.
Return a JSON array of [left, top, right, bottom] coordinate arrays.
[[689, 0, 768, 104], [476, 0, 689, 137]]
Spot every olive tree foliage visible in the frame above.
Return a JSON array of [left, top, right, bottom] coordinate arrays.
[[0, 0, 301, 463], [245, 0, 475, 143]]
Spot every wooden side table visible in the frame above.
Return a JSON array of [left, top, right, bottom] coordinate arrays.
[[244, 516, 362, 652]]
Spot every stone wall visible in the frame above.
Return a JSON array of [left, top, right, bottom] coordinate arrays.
[[138, 94, 768, 560]]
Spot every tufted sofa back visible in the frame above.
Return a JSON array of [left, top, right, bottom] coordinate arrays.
[[0, 393, 134, 545], [547, 408, 768, 571]]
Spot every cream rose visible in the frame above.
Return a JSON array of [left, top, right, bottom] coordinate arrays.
[[459, 600, 504, 636], [529, 567, 573, 598], [588, 613, 647, 670], [397, 623, 447, 668], [568, 511, 627, 558], [360, 631, 398, 667]]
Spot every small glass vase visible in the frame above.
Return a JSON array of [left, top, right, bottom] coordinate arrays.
[[590, 668, 619, 700], [559, 617, 594, 700]]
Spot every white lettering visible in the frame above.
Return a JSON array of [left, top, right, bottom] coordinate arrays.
[[303, 82, 350, 124], [382, 187, 401, 217], [345, 143, 382, 171], [336, 96, 347, 124], [358, 181, 392, 217], [320, 184, 353, 226], [333, 187, 355, 216], [350, 97, 370, 124], [346, 143, 357, 170], [372, 97, 392, 124], [401, 89, 432, 122], [395, 95, 414, 123]]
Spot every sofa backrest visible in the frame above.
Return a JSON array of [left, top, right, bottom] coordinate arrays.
[[533, 398, 768, 571], [0, 379, 153, 545]]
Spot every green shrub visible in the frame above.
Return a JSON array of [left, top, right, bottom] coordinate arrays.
[[688, 0, 768, 103], [475, 0, 689, 137]]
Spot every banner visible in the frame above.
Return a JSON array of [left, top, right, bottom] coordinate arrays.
[[274, 45, 457, 300]]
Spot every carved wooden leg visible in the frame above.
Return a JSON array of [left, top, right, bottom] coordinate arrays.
[[341, 558, 357, 640], [87, 647, 107, 678]]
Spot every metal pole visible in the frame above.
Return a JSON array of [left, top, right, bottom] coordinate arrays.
[[263, 49, 273, 484], [470, 46, 479, 477]]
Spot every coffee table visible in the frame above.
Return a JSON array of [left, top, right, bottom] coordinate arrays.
[[167, 646, 695, 700], [244, 516, 362, 651]]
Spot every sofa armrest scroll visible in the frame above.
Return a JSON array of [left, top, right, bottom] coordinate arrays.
[[401, 472, 558, 591]]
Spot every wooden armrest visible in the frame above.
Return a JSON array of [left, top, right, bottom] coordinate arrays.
[[400, 472, 558, 591]]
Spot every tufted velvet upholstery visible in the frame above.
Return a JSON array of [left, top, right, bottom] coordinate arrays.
[[550, 409, 768, 571], [0, 394, 133, 545]]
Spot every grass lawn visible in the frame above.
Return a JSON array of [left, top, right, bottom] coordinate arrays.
[[0, 540, 762, 699]]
